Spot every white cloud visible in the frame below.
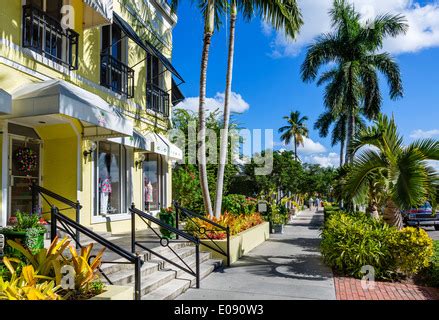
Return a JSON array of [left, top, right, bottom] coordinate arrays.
[[410, 129, 439, 139], [262, 0, 439, 58], [176, 92, 250, 114], [278, 137, 326, 154], [303, 152, 340, 168], [261, 20, 273, 36], [427, 160, 439, 172], [298, 137, 327, 154]]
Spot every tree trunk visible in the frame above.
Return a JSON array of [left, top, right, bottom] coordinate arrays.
[[214, 2, 236, 219], [346, 110, 355, 164], [339, 138, 345, 167], [199, 1, 215, 217], [383, 198, 404, 230], [294, 136, 297, 161], [369, 201, 380, 220]]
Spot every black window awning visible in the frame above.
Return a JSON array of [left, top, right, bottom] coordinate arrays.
[[113, 13, 184, 83], [172, 79, 185, 105]]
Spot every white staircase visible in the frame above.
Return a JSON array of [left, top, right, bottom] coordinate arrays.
[[98, 241, 223, 300]]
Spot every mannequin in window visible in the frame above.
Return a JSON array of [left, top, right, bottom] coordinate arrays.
[[144, 177, 153, 211], [100, 153, 112, 215]]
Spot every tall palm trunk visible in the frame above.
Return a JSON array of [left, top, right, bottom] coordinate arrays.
[[214, 1, 236, 218], [383, 198, 404, 230], [294, 135, 297, 160], [339, 138, 345, 167], [346, 109, 355, 164], [199, 0, 215, 217]]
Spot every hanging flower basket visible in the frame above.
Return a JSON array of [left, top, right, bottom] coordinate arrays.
[[14, 147, 38, 174]]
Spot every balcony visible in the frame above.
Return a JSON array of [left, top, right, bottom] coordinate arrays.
[[147, 83, 170, 117], [22, 5, 79, 70], [100, 54, 135, 98]]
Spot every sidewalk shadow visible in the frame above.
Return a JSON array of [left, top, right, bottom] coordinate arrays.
[[269, 237, 321, 253], [231, 254, 332, 281]]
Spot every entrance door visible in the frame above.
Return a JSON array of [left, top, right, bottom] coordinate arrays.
[[9, 138, 41, 217]]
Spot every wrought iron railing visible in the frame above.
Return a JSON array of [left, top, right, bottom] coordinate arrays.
[[31, 182, 81, 248], [147, 83, 170, 117], [130, 204, 201, 288], [22, 5, 79, 70], [101, 53, 135, 98], [50, 205, 143, 300], [174, 202, 230, 267]]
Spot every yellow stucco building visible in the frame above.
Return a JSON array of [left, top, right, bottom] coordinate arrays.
[[0, 0, 184, 234]]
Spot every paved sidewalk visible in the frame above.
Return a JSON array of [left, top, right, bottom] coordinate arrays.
[[335, 276, 439, 300], [177, 209, 336, 300]]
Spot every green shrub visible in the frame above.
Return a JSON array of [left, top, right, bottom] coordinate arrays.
[[321, 211, 434, 279], [390, 227, 433, 275], [222, 194, 257, 216], [419, 241, 439, 287]]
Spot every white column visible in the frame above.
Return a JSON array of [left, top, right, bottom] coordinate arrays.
[[1, 121, 8, 227]]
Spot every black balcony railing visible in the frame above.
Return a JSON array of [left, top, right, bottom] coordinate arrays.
[[147, 83, 170, 117], [101, 54, 135, 98], [22, 5, 79, 70]]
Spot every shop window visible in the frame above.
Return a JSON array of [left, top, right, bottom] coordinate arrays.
[[143, 154, 166, 212], [95, 141, 132, 216]]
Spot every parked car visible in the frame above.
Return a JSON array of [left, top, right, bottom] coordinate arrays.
[[402, 202, 439, 230]]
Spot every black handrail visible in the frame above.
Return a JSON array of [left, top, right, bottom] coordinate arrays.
[[130, 204, 200, 289], [51, 206, 143, 300], [31, 182, 81, 248], [174, 202, 230, 267]]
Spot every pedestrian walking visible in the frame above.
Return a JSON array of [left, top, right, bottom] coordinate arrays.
[[309, 197, 314, 210]]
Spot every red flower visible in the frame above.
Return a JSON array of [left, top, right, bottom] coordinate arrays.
[[39, 217, 48, 225]]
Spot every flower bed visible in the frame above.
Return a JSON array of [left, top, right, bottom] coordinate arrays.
[[185, 212, 264, 240], [200, 222, 270, 264]]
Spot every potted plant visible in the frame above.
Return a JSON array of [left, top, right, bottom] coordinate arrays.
[[158, 207, 176, 239], [0, 211, 47, 256], [271, 214, 285, 234]]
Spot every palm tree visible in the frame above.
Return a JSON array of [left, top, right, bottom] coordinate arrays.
[[315, 109, 366, 167], [214, 0, 303, 218], [170, 0, 226, 217], [345, 114, 439, 229], [301, 0, 408, 164], [279, 111, 309, 161]]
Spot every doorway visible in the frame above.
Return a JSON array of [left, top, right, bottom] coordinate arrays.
[[9, 136, 42, 217]]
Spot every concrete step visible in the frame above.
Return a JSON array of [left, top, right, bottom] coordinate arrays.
[[138, 252, 213, 296], [103, 248, 210, 288], [98, 242, 196, 277], [141, 259, 222, 300]]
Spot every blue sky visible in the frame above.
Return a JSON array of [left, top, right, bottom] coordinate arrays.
[[171, 0, 439, 167]]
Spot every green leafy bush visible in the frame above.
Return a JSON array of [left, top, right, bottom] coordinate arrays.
[[418, 241, 439, 287], [321, 211, 434, 279], [390, 227, 433, 275], [222, 194, 257, 216]]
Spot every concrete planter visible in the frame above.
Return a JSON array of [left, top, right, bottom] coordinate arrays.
[[200, 221, 270, 265], [272, 224, 284, 234], [90, 285, 134, 300]]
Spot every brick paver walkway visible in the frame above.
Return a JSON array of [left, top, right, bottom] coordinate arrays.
[[335, 276, 439, 300]]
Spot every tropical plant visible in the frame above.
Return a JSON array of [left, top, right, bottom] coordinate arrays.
[[214, 0, 303, 218], [6, 236, 71, 278], [222, 194, 257, 215], [301, 0, 408, 163], [0, 257, 61, 300], [65, 243, 105, 293], [279, 111, 309, 160], [321, 211, 433, 279], [345, 114, 439, 229]]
